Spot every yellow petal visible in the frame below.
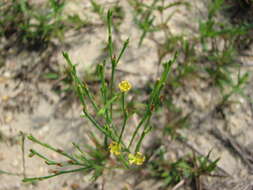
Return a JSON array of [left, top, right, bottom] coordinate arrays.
[[118, 80, 132, 92]]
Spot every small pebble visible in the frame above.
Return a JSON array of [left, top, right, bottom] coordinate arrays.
[[70, 183, 80, 190], [39, 167, 45, 174], [5, 114, 13, 123], [12, 159, 19, 167], [0, 76, 8, 83], [3, 72, 11, 78], [2, 95, 10, 102], [0, 153, 4, 161]]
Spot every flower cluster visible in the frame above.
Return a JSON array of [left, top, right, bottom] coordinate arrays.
[[118, 80, 132, 92], [128, 152, 145, 165], [109, 141, 122, 156], [108, 81, 145, 166], [109, 142, 145, 165]]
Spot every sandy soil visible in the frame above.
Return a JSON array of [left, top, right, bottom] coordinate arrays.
[[1, 0, 253, 190]]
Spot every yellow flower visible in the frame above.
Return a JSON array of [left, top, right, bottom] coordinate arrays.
[[109, 141, 122, 156], [118, 80, 132, 92], [128, 152, 145, 165]]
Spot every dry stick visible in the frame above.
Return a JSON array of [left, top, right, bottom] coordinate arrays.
[[193, 152, 202, 190], [210, 127, 253, 173], [172, 179, 185, 190], [195, 175, 202, 190], [180, 93, 253, 175], [20, 131, 26, 178], [176, 135, 232, 177]]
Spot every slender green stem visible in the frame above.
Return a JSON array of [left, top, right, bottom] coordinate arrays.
[[98, 94, 119, 115], [63, 52, 99, 112], [118, 92, 127, 143], [29, 149, 59, 165], [76, 84, 86, 107], [134, 115, 151, 153], [128, 59, 175, 149], [29, 149, 84, 167], [22, 167, 90, 182], [107, 10, 115, 120], [110, 63, 116, 119], [104, 135, 108, 148], [72, 143, 86, 156], [118, 153, 130, 169], [116, 38, 129, 65], [99, 62, 111, 123], [72, 143, 98, 166], [108, 38, 129, 120], [83, 84, 99, 112], [107, 10, 113, 61], [139, 32, 146, 47], [27, 135, 80, 163], [128, 111, 151, 149], [98, 62, 111, 147], [82, 109, 111, 138], [82, 109, 120, 144]]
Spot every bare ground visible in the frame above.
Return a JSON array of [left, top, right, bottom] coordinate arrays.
[[1, 0, 253, 189]]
